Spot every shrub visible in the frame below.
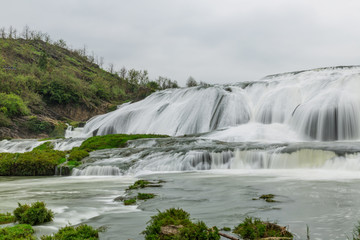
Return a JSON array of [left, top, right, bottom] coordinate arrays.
[[68, 148, 89, 161], [0, 149, 65, 176], [0, 112, 11, 127], [143, 208, 220, 240], [233, 217, 293, 240], [0, 93, 30, 117], [0, 212, 15, 224], [13, 201, 54, 225], [14, 202, 54, 226], [0, 224, 35, 240], [40, 224, 102, 240], [26, 116, 54, 134]]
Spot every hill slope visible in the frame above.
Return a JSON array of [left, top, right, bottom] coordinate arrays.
[[0, 37, 175, 139]]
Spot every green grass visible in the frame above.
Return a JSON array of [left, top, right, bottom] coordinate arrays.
[[233, 217, 293, 239], [40, 224, 103, 240], [0, 224, 35, 240], [78, 134, 168, 152], [127, 180, 152, 190], [0, 212, 15, 224], [0, 149, 65, 176], [137, 193, 156, 200], [124, 198, 137, 205]]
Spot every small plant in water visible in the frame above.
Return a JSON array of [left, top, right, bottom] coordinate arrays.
[[124, 198, 137, 205], [0, 224, 35, 239], [137, 193, 156, 200], [40, 224, 104, 240], [13, 201, 54, 225], [259, 194, 276, 202], [143, 208, 220, 240], [0, 212, 15, 224], [127, 180, 152, 190], [233, 216, 293, 240]]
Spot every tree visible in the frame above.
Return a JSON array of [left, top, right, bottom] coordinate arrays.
[[22, 25, 30, 40], [186, 76, 198, 87], [108, 63, 114, 74]]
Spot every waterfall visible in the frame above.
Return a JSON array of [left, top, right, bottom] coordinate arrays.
[[71, 166, 122, 176], [73, 66, 360, 141]]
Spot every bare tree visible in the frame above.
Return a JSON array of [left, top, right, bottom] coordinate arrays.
[[22, 25, 30, 40], [108, 63, 114, 74], [0, 27, 6, 39], [44, 33, 51, 43], [119, 67, 127, 79], [8, 26, 14, 39], [99, 57, 104, 68], [56, 39, 67, 48]]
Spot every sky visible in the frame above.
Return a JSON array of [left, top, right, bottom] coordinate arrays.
[[1, 0, 360, 85]]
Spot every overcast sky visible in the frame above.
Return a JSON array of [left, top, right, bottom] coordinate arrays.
[[2, 0, 360, 85]]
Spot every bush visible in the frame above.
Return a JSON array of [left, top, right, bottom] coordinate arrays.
[[0, 93, 30, 117], [0, 149, 65, 176], [26, 116, 54, 134], [233, 217, 293, 240], [143, 208, 220, 240], [13, 201, 54, 225], [0, 112, 11, 127], [0, 212, 15, 224], [68, 148, 89, 161], [40, 224, 102, 240], [0, 224, 35, 240]]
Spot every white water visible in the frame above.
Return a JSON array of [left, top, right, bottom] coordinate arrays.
[[71, 66, 360, 141], [3, 66, 360, 239]]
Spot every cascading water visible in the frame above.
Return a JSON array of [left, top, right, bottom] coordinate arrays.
[[72, 66, 360, 142]]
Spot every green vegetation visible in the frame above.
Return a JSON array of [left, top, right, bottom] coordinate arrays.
[[137, 193, 156, 200], [352, 221, 360, 240], [0, 26, 179, 138], [259, 194, 276, 202], [0, 224, 35, 240], [68, 148, 89, 161], [220, 227, 231, 231], [41, 224, 102, 240], [79, 134, 168, 152], [127, 180, 152, 190], [143, 208, 220, 240], [0, 134, 168, 176], [124, 198, 137, 206], [0, 147, 65, 176], [0, 212, 15, 224], [13, 201, 54, 225], [233, 217, 293, 240]]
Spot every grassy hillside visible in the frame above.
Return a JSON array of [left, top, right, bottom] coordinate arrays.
[[0, 31, 178, 139]]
